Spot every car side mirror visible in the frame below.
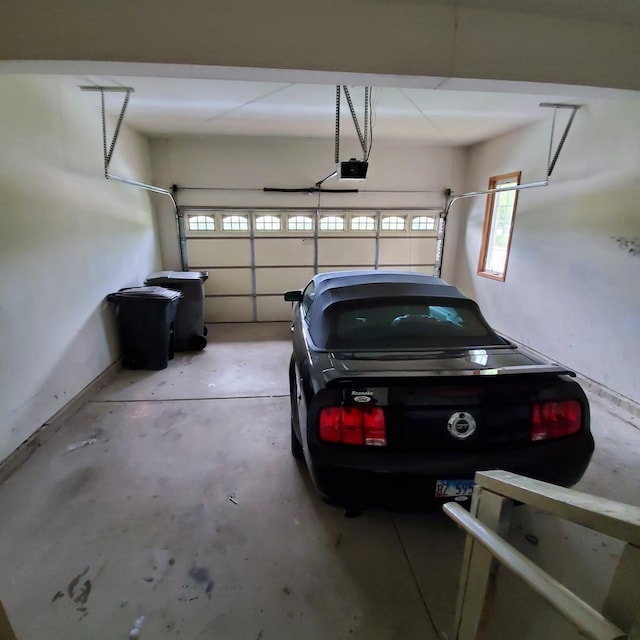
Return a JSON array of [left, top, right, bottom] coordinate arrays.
[[284, 290, 303, 302]]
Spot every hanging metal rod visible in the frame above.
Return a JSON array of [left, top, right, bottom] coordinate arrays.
[[540, 103, 582, 178], [104, 89, 131, 174], [363, 86, 369, 154], [335, 85, 341, 165], [434, 103, 582, 277], [434, 181, 549, 277], [80, 85, 176, 212], [443, 102, 581, 215], [342, 85, 367, 156], [314, 170, 338, 188], [81, 85, 182, 265], [320, 86, 371, 186], [106, 174, 177, 200], [446, 181, 549, 215]]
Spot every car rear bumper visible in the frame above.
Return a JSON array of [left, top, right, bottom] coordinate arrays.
[[306, 433, 594, 509]]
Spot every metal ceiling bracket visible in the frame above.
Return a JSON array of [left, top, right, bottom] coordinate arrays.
[[364, 87, 370, 152], [80, 85, 183, 266], [80, 84, 177, 208], [342, 85, 368, 157], [335, 85, 341, 164], [434, 103, 582, 277], [80, 86, 134, 176], [539, 103, 582, 178], [317, 86, 371, 187]]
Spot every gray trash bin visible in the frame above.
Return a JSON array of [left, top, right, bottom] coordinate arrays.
[[145, 271, 209, 351], [107, 286, 181, 370]]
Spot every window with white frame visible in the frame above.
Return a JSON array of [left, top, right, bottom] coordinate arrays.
[[255, 215, 281, 231], [478, 172, 521, 281], [288, 215, 313, 231], [319, 215, 345, 231], [222, 214, 249, 231], [381, 215, 406, 231], [411, 215, 436, 231], [350, 215, 376, 231], [188, 215, 215, 231]]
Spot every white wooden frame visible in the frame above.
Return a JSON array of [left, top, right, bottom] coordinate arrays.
[[445, 470, 640, 640]]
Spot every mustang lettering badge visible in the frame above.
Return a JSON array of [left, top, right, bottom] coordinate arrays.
[[447, 412, 476, 440]]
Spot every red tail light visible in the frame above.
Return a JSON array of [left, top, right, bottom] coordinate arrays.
[[531, 400, 582, 441], [319, 407, 342, 443], [363, 407, 386, 446], [341, 407, 365, 445], [319, 406, 386, 446]]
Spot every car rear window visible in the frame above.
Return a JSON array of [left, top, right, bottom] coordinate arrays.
[[329, 301, 505, 349]]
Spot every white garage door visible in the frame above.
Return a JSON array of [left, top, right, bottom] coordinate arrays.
[[183, 208, 441, 322]]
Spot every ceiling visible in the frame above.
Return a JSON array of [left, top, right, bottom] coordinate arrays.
[[72, 73, 632, 147]]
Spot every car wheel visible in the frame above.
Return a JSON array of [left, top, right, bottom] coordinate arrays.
[[289, 356, 304, 460], [291, 417, 304, 460]]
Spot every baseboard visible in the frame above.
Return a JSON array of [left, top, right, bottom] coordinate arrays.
[[504, 335, 640, 419], [0, 360, 121, 485], [574, 374, 640, 420]]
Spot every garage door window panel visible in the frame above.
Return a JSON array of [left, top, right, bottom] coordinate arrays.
[[185, 206, 440, 323], [478, 172, 521, 281], [288, 215, 314, 231], [320, 215, 345, 231], [188, 215, 216, 232], [411, 216, 436, 231], [255, 215, 281, 231], [223, 215, 250, 231], [351, 215, 376, 232], [381, 215, 406, 232]]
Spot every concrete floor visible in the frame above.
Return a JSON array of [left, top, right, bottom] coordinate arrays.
[[0, 322, 638, 640]]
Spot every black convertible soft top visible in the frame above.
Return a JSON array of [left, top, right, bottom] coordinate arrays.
[[312, 270, 466, 300], [306, 270, 489, 348]]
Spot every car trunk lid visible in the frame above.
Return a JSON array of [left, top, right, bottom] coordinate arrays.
[[322, 348, 575, 452]]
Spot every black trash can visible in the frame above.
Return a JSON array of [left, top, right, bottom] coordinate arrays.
[[108, 286, 182, 370], [145, 271, 209, 351]]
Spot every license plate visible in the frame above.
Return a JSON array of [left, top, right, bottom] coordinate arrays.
[[435, 479, 475, 499]]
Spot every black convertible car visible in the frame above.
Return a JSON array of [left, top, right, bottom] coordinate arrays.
[[284, 271, 594, 510]]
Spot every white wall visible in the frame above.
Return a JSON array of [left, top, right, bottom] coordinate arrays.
[[453, 99, 640, 403], [0, 75, 162, 461], [149, 135, 467, 270]]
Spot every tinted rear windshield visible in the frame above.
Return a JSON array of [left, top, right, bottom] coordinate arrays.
[[327, 301, 505, 349]]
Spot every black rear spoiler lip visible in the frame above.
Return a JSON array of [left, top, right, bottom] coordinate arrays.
[[322, 364, 576, 385]]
